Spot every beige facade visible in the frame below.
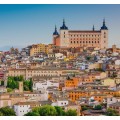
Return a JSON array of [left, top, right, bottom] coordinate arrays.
[[89, 63, 102, 70], [101, 78, 116, 87], [6, 68, 79, 80], [0, 93, 26, 108], [30, 44, 53, 56]]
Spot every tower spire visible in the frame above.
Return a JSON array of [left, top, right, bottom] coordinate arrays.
[[103, 18, 105, 25], [55, 25, 57, 31], [101, 18, 108, 30], [53, 25, 59, 35], [63, 18, 65, 25], [60, 18, 68, 30], [93, 25, 95, 31]]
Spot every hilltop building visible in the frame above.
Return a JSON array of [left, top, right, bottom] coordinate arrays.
[[53, 19, 108, 49]]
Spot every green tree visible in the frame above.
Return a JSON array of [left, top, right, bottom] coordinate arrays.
[[23, 80, 30, 91], [19, 75, 24, 81], [65, 109, 77, 116], [93, 105, 102, 110], [0, 107, 16, 116], [32, 107, 41, 114], [54, 106, 65, 116], [39, 105, 57, 116], [0, 112, 3, 116], [7, 88, 13, 93], [106, 108, 119, 116], [81, 105, 89, 111], [25, 112, 39, 116]]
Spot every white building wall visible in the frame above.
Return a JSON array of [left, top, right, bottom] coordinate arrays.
[[52, 100, 68, 107], [33, 81, 59, 90], [107, 97, 118, 108], [14, 105, 31, 116]]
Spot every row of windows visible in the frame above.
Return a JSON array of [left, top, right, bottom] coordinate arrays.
[[27, 73, 58, 76], [70, 38, 100, 40], [70, 34, 100, 37], [61, 102, 67, 105], [19, 105, 29, 107], [12, 71, 58, 73], [27, 71, 58, 73], [70, 41, 100, 44], [19, 105, 40, 107], [26, 94, 41, 96], [28, 74, 60, 77]]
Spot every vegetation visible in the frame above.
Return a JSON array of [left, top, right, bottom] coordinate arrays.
[[0, 107, 16, 116], [25, 105, 77, 116], [0, 112, 3, 116], [7, 76, 23, 89], [7, 76, 33, 91], [105, 108, 119, 116], [93, 105, 102, 110], [65, 109, 77, 116], [7, 88, 13, 93], [54, 106, 66, 116], [81, 105, 89, 111], [39, 105, 57, 116], [25, 112, 39, 116]]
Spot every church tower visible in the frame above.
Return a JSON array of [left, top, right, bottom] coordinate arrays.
[[100, 19, 108, 49], [59, 19, 69, 47]]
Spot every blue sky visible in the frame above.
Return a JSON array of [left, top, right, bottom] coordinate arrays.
[[0, 4, 120, 51]]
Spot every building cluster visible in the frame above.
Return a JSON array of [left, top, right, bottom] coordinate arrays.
[[0, 19, 120, 116]]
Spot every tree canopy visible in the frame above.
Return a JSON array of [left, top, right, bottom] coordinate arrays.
[[105, 108, 119, 116], [7, 76, 33, 91], [25, 112, 39, 116], [54, 106, 65, 116], [39, 105, 57, 116], [65, 109, 77, 116], [24, 105, 77, 116], [93, 105, 102, 110], [0, 107, 16, 116]]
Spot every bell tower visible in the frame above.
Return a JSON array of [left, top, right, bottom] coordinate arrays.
[[60, 19, 69, 48], [100, 19, 108, 49]]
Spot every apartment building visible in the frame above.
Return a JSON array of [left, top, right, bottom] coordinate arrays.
[[6, 68, 79, 80]]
